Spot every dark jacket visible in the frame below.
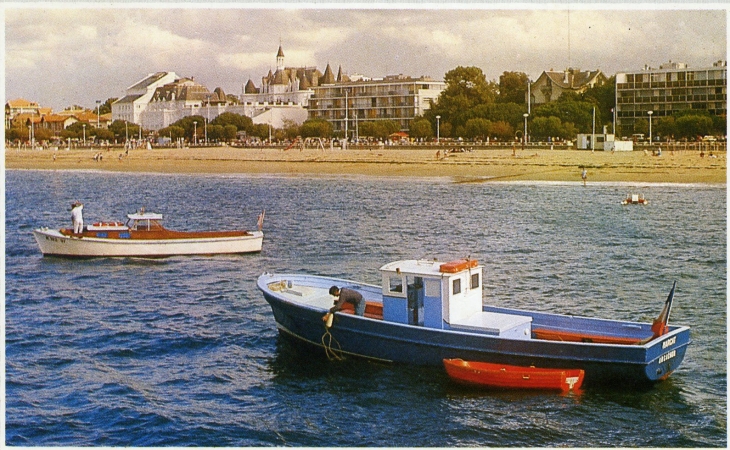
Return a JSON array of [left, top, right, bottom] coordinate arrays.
[[329, 288, 363, 313]]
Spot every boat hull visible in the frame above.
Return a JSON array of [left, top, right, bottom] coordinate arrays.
[[443, 359, 585, 391], [258, 273, 690, 388], [33, 228, 263, 257]]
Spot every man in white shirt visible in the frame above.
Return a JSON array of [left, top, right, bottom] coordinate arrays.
[[71, 201, 84, 234]]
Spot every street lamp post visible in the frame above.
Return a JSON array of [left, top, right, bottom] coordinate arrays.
[[436, 115, 441, 143], [193, 121, 197, 145], [611, 107, 616, 135], [205, 94, 210, 145], [96, 100, 101, 128], [591, 107, 596, 152], [523, 113, 529, 151], [82, 124, 86, 146], [647, 110, 653, 144]]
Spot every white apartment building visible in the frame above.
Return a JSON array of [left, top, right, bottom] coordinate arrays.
[[111, 72, 179, 125], [307, 74, 446, 134]]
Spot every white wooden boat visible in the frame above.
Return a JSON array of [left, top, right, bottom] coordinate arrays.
[[33, 210, 264, 257]]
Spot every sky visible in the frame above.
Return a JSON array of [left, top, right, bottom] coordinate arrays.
[[4, 4, 727, 113]]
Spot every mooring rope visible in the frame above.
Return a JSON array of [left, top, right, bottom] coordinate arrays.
[[321, 323, 344, 361]]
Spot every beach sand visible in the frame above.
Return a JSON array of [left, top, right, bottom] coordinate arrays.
[[5, 145, 726, 184]]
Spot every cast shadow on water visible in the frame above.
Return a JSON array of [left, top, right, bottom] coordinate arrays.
[[264, 334, 700, 447]]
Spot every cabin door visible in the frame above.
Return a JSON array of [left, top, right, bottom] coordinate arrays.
[[406, 276, 425, 326]]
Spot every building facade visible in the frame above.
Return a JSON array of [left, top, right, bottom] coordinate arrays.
[[307, 74, 446, 135], [529, 68, 607, 105], [111, 72, 179, 125], [239, 45, 322, 107], [615, 60, 727, 135], [5, 98, 41, 129]]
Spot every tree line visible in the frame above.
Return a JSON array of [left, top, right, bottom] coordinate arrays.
[[7, 67, 725, 144]]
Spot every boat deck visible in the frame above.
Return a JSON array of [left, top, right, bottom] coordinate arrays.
[[59, 228, 255, 240]]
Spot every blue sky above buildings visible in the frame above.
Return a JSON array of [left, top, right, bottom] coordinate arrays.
[[4, 5, 727, 112]]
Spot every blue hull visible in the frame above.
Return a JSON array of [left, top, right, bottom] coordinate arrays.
[[258, 274, 690, 388]]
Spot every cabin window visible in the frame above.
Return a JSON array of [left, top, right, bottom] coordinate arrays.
[[452, 278, 462, 295], [389, 276, 403, 293], [425, 279, 440, 297], [471, 273, 480, 289]]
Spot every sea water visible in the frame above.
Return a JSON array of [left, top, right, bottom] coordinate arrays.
[[5, 170, 726, 446]]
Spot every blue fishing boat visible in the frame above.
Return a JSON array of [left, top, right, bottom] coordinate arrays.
[[257, 259, 690, 387]]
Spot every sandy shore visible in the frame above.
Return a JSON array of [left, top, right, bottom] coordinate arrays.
[[5, 145, 726, 183]]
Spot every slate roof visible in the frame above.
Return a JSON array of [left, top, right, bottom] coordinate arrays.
[[542, 69, 605, 89]]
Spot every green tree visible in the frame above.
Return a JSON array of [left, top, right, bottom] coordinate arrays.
[[530, 116, 564, 140], [251, 123, 273, 140], [109, 119, 139, 141], [498, 71, 529, 104], [210, 112, 253, 132], [582, 76, 615, 131], [533, 96, 599, 134], [300, 119, 333, 138], [207, 124, 224, 142], [426, 66, 498, 128], [281, 119, 300, 140], [170, 115, 206, 141], [675, 114, 713, 139], [439, 122, 452, 139], [223, 124, 238, 141], [94, 128, 115, 141], [5, 126, 26, 141], [464, 118, 491, 140], [158, 126, 186, 141], [96, 98, 117, 115], [490, 121, 514, 141], [409, 118, 433, 140], [654, 116, 677, 140]]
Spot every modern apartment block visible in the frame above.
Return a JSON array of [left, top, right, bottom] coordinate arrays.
[[307, 74, 446, 135], [615, 60, 727, 135]]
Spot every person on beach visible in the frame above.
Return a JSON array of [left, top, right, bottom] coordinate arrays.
[[71, 201, 84, 234], [581, 168, 587, 186], [328, 286, 365, 316]]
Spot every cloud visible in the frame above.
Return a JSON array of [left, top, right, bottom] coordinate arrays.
[[4, 6, 726, 112]]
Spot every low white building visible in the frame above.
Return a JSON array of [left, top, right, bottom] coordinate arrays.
[[577, 133, 633, 151]]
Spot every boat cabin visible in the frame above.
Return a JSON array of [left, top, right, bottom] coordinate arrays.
[[379, 259, 532, 339], [126, 212, 165, 231]]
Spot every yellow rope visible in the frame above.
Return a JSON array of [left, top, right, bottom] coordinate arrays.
[[321, 322, 344, 361]]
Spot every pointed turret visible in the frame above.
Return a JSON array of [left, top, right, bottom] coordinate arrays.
[[245, 79, 258, 94], [276, 44, 285, 72], [321, 63, 336, 85]]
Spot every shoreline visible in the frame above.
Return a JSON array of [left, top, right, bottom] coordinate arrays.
[[5, 146, 727, 184]]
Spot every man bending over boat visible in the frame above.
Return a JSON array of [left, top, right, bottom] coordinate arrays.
[[329, 286, 365, 316]]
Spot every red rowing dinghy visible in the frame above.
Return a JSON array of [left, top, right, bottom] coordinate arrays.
[[443, 359, 584, 392]]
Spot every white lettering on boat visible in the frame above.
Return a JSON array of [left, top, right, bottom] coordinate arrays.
[[658, 350, 676, 364], [565, 376, 580, 389], [662, 336, 676, 349]]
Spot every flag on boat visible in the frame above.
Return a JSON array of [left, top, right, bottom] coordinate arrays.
[[652, 281, 676, 338], [257, 209, 265, 231]]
